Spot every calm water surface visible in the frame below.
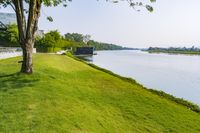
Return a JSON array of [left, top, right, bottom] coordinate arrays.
[[83, 50, 200, 105]]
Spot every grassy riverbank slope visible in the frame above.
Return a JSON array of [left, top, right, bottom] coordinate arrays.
[[0, 54, 200, 132]]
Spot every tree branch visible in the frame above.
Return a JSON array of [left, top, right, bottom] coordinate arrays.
[[26, 0, 42, 45], [12, 0, 26, 45], [8, 2, 16, 12]]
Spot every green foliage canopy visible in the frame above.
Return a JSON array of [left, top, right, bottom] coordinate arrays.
[[0, 0, 156, 17], [35, 30, 85, 52], [36, 30, 63, 47], [0, 23, 19, 46], [65, 33, 84, 42]]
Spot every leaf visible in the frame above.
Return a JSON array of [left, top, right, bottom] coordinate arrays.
[[146, 5, 153, 12], [112, 1, 119, 3], [47, 16, 53, 22], [150, 0, 156, 3]]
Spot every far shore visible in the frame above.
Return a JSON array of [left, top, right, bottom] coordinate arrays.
[[146, 50, 200, 55]]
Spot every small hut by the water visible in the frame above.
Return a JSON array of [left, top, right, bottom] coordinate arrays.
[[74, 47, 94, 55]]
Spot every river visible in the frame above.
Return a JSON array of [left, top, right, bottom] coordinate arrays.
[[81, 50, 200, 106]]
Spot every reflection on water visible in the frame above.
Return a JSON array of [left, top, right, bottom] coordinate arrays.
[[79, 50, 200, 105], [76, 55, 93, 62]]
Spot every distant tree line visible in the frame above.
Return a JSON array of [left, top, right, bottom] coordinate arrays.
[[0, 24, 131, 52], [147, 46, 200, 55], [35, 31, 128, 52], [148, 46, 200, 52], [87, 40, 125, 50], [64, 33, 128, 51]]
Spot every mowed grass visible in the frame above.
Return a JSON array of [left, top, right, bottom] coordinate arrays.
[[0, 54, 200, 132]]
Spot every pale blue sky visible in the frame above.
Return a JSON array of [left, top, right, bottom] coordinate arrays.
[[1, 0, 200, 48]]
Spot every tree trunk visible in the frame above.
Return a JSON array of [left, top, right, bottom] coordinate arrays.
[[12, 0, 41, 74], [21, 41, 34, 74]]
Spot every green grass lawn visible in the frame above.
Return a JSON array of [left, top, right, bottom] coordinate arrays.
[[0, 54, 200, 132]]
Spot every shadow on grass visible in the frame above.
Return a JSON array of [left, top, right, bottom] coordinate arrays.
[[0, 72, 40, 91], [0, 73, 19, 78]]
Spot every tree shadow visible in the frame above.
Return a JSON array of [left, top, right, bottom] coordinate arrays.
[[0, 72, 18, 78], [0, 72, 40, 91]]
